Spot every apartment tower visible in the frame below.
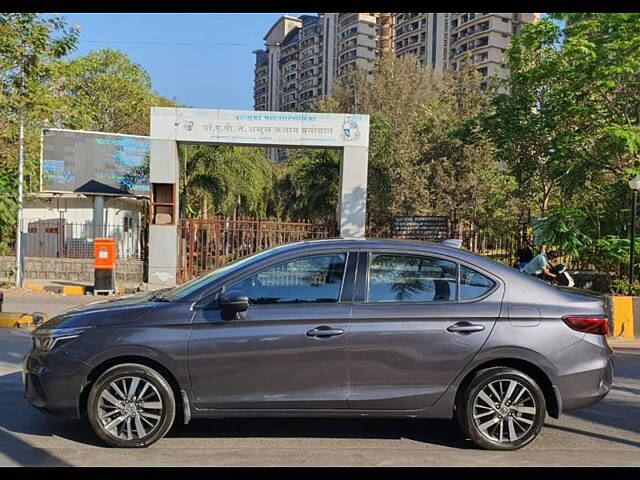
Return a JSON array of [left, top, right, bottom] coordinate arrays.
[[448, 13, 541, 89], [253, 13, 388, 112]]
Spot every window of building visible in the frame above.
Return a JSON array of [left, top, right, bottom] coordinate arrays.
[[367, 254, 457, 302], [228, 254, 347, 305]]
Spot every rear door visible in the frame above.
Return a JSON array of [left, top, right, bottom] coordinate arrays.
[[347, 250, 503, 410]]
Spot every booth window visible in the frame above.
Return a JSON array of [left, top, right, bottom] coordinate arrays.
[[152, 183, 175, 225]]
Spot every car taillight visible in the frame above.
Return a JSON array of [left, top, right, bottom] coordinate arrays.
[[562, 316, 609, 335]]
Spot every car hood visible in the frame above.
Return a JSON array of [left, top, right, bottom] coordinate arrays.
[[38, 291, 160, 330]]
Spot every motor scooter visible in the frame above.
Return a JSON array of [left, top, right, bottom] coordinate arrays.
[[548, 263, 575, 288]]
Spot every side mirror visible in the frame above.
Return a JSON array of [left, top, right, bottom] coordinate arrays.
[[218, 289, 249, 320]]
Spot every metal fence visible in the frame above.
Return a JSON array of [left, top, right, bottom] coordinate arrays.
[[20, 219, 146, 260], [177, 217, 334, 283]]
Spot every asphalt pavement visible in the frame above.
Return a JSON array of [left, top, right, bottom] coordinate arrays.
[[0, 293, 638, 466]]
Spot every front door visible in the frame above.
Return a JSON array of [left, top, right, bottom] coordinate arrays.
[[348, 252, 502, 410], [188, 252, 353, 410]]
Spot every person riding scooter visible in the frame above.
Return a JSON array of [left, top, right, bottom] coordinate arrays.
[[523, 250, 559, 280]]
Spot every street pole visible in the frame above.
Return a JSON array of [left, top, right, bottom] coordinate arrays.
[[15, 50, 28, 288], [15, 105, 25, 288], [630, 188, 638, 293]]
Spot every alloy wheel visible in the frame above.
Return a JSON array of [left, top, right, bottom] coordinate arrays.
[[97, 376, 164, 441], [471, 379, 537, 443]]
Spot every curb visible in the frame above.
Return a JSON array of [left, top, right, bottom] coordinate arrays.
[[0, 313, 33, 328], [24, 284, 87, 295], [606, 295, 639, 340], [0, 312, 48, 328]]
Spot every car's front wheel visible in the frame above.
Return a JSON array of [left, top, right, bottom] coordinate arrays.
[[456, 367, 546, 450], [87, 363, 176, 448]]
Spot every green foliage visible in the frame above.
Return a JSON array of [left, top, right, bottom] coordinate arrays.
[[315, 56, 518, 235], [0, 14, 79, 252], [611, 278, 640, 296], [277, 149, 341, 222], [179, 144, 274, 219], [483, 13, 640, 275], [56, 49, 177, 135]]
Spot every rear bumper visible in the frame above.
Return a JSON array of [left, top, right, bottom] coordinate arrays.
[[23, 349, 90, 418], [554, 338, 614, 412]]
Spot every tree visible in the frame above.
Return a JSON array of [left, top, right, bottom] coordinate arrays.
[[179, 144, 274, 219], [56, 49, 177, 136], [0, 13, 78, 252], [485, 13, 640, 271], [312, 55, 516, 235]]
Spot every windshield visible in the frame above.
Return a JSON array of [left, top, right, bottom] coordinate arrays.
[[161, 244, 294, 301]]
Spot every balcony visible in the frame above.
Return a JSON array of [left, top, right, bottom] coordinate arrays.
[[300, 25, 320, 39], [279, 53, 298, 67]]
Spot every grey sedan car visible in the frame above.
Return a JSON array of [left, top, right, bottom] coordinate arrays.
[[24, 239, 613, 450]]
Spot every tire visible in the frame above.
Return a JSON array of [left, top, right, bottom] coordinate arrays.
[[457, 367, 546, 450], [87, 363, 176, 448]]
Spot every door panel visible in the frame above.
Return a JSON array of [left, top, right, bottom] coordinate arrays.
[[189, 305, 350, 409]]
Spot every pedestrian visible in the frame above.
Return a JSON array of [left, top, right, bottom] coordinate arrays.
[[523, 250, 559, 280], [516, 240, 534, 271]]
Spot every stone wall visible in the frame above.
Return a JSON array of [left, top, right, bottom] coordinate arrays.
[[0, 256, 144, 285]]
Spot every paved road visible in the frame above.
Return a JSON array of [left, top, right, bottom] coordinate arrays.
[[1, 290, 101, 318], [0, 326, 638, 466]]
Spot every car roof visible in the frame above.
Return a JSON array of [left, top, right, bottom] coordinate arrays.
[[281, 237, 504, 266]]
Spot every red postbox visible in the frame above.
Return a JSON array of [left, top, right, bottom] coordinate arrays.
[[94, 238, 116, 294]]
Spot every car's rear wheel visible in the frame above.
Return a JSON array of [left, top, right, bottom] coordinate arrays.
[[87, 363, 175, 448], [457, 367, 546, 450]]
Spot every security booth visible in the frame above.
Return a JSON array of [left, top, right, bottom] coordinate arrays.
[[94, 237, 117, 295], [148, 107, 370, 287]]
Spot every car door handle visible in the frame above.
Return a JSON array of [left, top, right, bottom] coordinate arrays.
[[446, 322, 486, 334], [306, 326, 345, 338]]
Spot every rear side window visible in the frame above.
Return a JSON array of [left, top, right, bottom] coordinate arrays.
[[460, 265, 495, 300], [368, 254, 457, 302]]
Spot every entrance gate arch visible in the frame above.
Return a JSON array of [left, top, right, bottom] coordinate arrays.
[[148, 107, 369, 286]]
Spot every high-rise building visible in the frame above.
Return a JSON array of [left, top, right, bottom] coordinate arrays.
[[394, 13, 450, 71], [253, 13, 541, 114], [253, 13, 388, 113], [252, 49, 269, 111], [392, 12, 539, 88], [254, 15, 302, 111], [335, 13, 379, 79], [448, 13, 540, 89]]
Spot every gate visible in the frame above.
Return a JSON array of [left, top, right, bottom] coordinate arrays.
[[177, 217, 335, 283]]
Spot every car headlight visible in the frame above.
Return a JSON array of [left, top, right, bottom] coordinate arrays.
[[33, 326, 93, 352]]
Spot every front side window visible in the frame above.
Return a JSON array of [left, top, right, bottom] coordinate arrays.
[[460, 265, 495, 300], [368, 254, 457, 302], [228, 254, 346, 305]]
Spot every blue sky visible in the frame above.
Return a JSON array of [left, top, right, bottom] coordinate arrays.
[[46, 13, 308, 110]]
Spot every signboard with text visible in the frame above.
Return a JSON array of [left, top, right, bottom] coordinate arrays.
[[150, 108, 370, 148], [392, 216, 450, 242]]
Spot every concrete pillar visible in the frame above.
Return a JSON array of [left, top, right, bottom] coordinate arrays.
[[338, 146, 368, 238], [92, 195, 104, 238], [148, 139, 180, 286]]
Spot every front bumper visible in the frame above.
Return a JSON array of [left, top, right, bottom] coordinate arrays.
[[23, 348, 91, 418]]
